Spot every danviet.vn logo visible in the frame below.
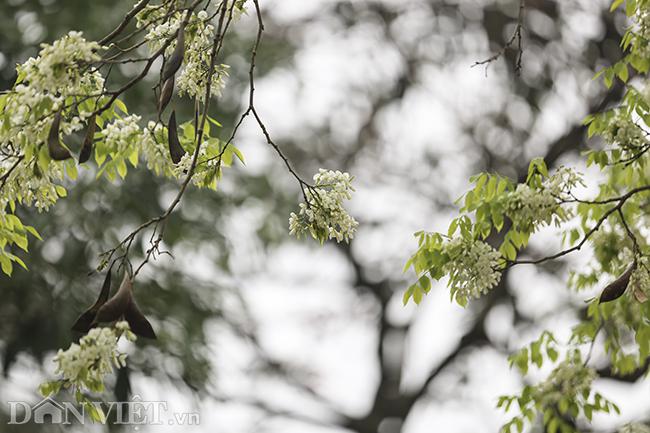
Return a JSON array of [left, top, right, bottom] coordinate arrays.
[[7, 395, 200, 425]]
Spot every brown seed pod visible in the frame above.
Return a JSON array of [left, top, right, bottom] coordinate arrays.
[[167, 110, 186, 164], [158, 77, 174, 115], [93, 273, 133, 324], [161, 22, 185, 83], [47, 110, 72, 161], [79, 114, 96, 164], [124, 298, 157, 339], [599, 264, 635, 303], [71, 268, 112, 333], [91, 273, 157, 339]]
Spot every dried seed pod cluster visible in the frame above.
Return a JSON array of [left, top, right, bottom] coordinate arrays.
[[72, 271, 156, 339]]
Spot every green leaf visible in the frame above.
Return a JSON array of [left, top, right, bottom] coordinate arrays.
[[486, 175, 497, 199], [55, 185, 67, 197], [113, 98, 128, 115], [615, 62, 629, 82], [208, 116, 223, 127], [402, 286, 414, 305], [448, 219, 459, 237], [26, 226, 43, 241], [514, 418, 523, 433], [474, 173, 488, 193], [232, 146, 246, 165], [497, 178, 509, 194], [38, 381, 62, 397], [491, 208, 504, 231], [501, 241, 516, 261], [604, 68, 615, 88], [65, 160, 78, 180], [610, 0, 624, 11], [14, 234, 28, 251], [128, 148, 139, 167], [10, 255, 27, 270], [547, 347, 558, 362], [413, 286, 423, 304], [418, 275, 431, 293], [116, 159, 128, 179], [0, 255, 13, 276], [403, 257, 414, 273], [558, 397, 569, 414], [38, 145, 51, 172], [85, 402, 106, 424]]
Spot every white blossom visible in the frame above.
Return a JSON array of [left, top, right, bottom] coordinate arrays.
[[142, 10, 229, 101], [176, 21, 229, 101], [52, 322, 135, 389], [141, 121, 177, 176], [104, 115, 143, 153], [633, 8, 650, 59], [505, 184, 557, 228], [536, 353, 596, 406], [289, 169, 358, 243], [603, 114, 648, 151], [144, 16, 181, 54], [444, 238, 502, 301], [629, 257, 650, 301], [502, 168, 581, 231], [0, 31, 104, 215]]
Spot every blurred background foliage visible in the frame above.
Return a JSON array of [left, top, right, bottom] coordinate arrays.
[[0, 0, 641, 432]]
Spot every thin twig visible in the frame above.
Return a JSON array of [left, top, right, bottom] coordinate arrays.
[[99, 0, 152, 46], [508, 185, 650, 267], [472, 0, 525, 75]]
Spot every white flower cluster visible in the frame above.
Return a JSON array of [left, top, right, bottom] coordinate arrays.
[[0, 162, 65, 211], [503, 168, 580, 231], [142, 121, 173, 175], [633, 8, 650, 59], [227, 1, 250, 19], [504, 184, 557, 229], [177, 15, 230, 101], [544, 167, 583, 196], [17, 31, 103, 102], [6, 32, 103, 136], [142, 10, 229, 101], [170, 144, 214, 184], [144, 15, 181, 55], [590, 227, 634, 266], [444, 237, 502, 300], [1, 31, 103, 141], [137, 3, 181, 54], [536, 353, 596, 406], [629, 258, 650, 301], [53, 322, 135, 389], [603, 114, 648, 151], [289, 169, 358, 243], [104, 115, 143, 153], [141, 121, 222, 187], [104, 116, 222, 186], [0, 32, 104, 213]]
